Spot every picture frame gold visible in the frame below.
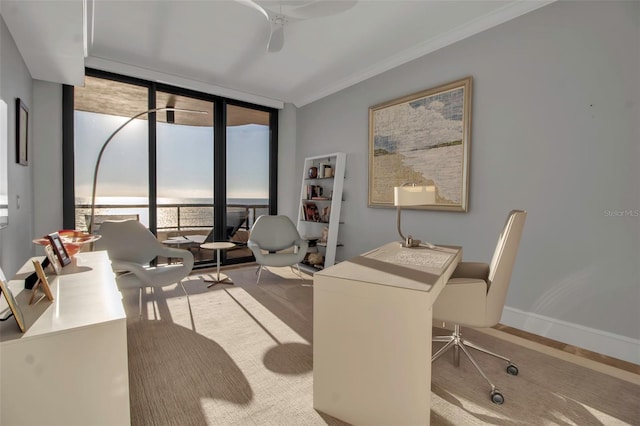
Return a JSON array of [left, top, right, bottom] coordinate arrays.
[[44, 244, 62, 275], [15, 98, 29, 166], [368, 77, 472, 211], [30, 260, 54, 305], [0, 266, 26, 333]]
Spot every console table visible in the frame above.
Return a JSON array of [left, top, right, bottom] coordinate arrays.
[[313, 242, 461, 425], [0, 251, 130, 425]]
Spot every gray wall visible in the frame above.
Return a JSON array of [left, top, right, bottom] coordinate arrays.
[[0, 16, 34, 277], [32, 80, 63, 239], [277, 103, 298, 216], [294, 1, 639, 363]]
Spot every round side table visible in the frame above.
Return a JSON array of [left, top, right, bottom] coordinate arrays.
[[200, 242, 236, 287], [162, 238, 192, 264]]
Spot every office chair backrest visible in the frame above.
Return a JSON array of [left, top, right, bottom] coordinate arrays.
[[486, 210, 527, 324], [95, 219, 162, 265], [249, 215, 302, 252]]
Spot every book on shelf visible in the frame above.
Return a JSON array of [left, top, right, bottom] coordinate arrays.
[[305, 184, 324, 200], [303, 201, 320, 222], [317, 162, 334, 179]]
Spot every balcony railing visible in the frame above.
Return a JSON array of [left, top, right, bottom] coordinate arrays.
[[74, 202, 269, 235]]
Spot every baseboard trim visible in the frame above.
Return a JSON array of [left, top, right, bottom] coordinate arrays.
[[501, 307, 640, 365]]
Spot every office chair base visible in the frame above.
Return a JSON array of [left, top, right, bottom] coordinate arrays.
[[432, 324, 518, 404]]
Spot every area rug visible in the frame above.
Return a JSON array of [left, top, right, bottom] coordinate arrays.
[[119, 266, 640, 425]]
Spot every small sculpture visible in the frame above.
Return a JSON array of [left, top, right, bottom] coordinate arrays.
[[308, 253, 324, 266], [320, 226, 329, 243]]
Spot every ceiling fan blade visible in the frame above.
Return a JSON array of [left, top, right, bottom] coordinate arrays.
[[234, 0, 269, 21], [279, 0, 358, 20], [267, 25, 284, 53]]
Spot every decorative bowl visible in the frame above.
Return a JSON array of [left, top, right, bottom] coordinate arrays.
[[32, 230, 101, 257]]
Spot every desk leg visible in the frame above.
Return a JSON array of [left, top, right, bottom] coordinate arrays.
[[204, 249, 233, 287]]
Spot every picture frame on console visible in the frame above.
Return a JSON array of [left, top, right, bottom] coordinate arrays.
[[44, 244, 62, 275], [368, 76, 472, 212], [30, 260, 54, 305], [0, 267, 26, 333], [47, 232, 71, 267]]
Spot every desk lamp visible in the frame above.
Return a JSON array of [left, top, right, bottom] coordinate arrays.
[[88, 107, 207, 235], [394, 183, 436, 248]]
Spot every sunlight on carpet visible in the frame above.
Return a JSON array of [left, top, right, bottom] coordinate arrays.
[[124, 269, 337, 425], [183, 278, 317, 424]]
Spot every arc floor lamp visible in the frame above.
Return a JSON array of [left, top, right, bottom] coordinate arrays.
[[88, 107, 207, 235]]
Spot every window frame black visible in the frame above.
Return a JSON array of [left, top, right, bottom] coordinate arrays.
[[62, 68, 278, 266]]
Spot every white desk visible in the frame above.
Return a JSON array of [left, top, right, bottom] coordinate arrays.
[[313, 242, 461, 425], [0, 251, 130, 426]]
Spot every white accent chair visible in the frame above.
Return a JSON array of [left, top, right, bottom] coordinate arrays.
[[247, 215, 309, 283], [432, 210, 527, 405], [95, 219, 194, 292]]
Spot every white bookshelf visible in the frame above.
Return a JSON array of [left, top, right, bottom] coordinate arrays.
[[296, 152, 346, 272]]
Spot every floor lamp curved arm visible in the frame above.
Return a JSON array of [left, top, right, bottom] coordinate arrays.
[[88, 107, 207, 234]]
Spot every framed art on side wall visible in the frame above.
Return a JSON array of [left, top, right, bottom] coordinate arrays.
[[368, 77, 472, 211], [16, 98, 29, 166], [0, 99, 8, 229]]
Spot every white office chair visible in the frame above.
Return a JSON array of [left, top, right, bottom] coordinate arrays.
[[432, 210, 527, 404], [94, 220, 194, 312], [247, 215, 309, 284]]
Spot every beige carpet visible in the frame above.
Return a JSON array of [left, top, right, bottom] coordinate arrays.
[[120, 265, 640, 425]]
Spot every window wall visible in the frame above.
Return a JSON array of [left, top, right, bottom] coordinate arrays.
[[65, 69, 277, 267], [226, 104, 271, 259], [74, 76, 150, 230]]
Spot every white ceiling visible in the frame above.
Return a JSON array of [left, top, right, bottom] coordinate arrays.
[[2, 0, 553, 108]]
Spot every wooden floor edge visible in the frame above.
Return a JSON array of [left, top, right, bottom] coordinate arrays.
[[477, 325, 640, 385]]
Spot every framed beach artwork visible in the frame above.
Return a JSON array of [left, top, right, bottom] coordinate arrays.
[[368, 77, 472, 211]]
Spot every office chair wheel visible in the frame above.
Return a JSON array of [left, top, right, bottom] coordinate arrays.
[[490, 390, 504, 405], [506, 363, 519, 376]]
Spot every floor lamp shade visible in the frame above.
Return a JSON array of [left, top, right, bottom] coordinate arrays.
[[88, 107, 207, 235]]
